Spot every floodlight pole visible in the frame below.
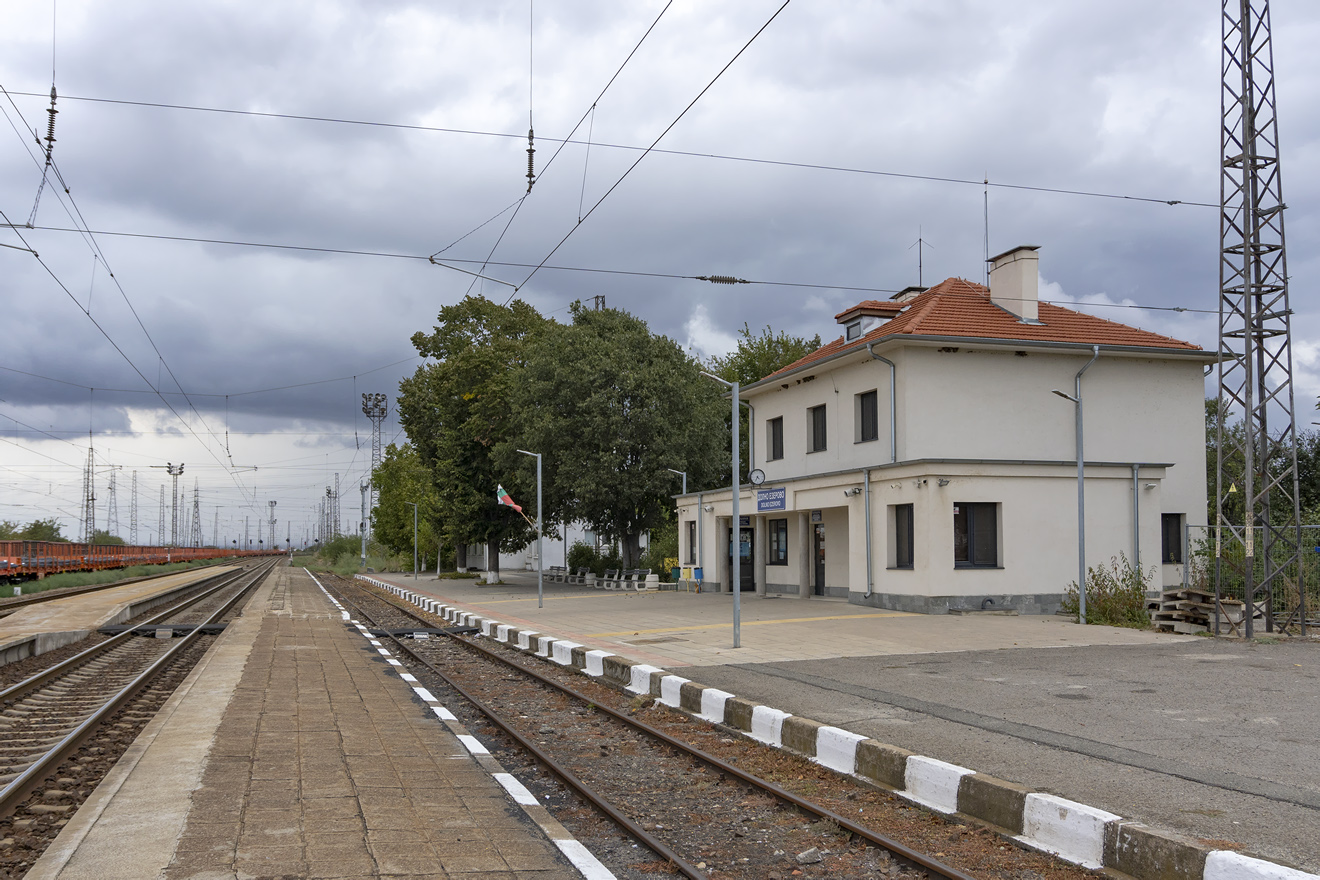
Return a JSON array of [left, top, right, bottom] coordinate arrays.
[[1052, 345, 1100, 624], [359, 482, 368, 571], [700, 372, 740, 648], [404, 502, 418, 580], [517, 449, 543, 609]]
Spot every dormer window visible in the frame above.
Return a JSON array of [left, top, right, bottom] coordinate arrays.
[[846, 321, 862, 340]]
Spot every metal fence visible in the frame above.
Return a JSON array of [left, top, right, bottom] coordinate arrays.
[[1185, 525, 1319, 635]]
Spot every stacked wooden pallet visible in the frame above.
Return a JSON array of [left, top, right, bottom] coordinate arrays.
[[1151, 587, 1250, 635]]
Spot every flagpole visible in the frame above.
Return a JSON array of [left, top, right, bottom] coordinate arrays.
[[516, 450, 543, 609]]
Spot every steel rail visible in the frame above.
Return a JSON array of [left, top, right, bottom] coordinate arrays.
[[0, 563, 255, 705], [0, 559, 237, 616], [354, 580, 981, 880], [0, 559, 276, 820], [325, 580, 705, 880]]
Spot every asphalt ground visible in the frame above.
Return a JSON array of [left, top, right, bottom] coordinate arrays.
[[380, 569, 1320, 873]]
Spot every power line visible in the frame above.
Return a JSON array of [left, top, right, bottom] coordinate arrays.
[[0, 90, 1216, 209], [12, 225, 1220, 315], [507, 0, 796, 301]]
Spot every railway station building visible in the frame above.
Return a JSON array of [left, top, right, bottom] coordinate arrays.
[[675, 246, 1214, 614]]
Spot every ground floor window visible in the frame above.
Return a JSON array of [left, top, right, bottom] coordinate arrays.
[[894, 504, 914, 569], [686, 520, 697, 564], [768, 518, 788, 564], [1161, 513, 1183, 564], [954, 502, 998, 568]]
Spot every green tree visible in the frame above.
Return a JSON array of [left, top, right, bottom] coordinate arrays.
[[0, 521, 19, 539], [505, 303, 725, 566], [19, 518, 68, 541], [708, 323, 822, 476], [372, 443, 439, 567], [397, 296, 548, 575], [90, 530, 125, 545]]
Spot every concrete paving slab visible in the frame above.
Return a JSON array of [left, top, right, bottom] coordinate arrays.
[[31, 566, 589, 879], [0, 565, 239, 663]]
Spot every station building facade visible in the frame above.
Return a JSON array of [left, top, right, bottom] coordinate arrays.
[[675, 246, 1213, 614]]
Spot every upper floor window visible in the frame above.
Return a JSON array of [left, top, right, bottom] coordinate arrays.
[[767, 417, 784, 461], [856, 389, 878, 443], [954, 502, 998, 568], [808, 405, 827, 452], [846, 321, 862, 340]]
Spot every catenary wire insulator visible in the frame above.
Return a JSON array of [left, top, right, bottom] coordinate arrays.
[[43, 86, 58, 163], [526, 128, 536, 192], [697, 275, 749, 285]]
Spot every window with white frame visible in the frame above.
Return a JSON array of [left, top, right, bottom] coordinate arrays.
[[767, 416, 784, 461], [856, 389, 878, 443]]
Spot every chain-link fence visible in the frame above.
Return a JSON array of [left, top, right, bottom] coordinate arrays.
[[1184, 525, 1320, 633]]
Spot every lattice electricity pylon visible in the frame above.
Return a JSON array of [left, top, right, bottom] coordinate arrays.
[[362, 393, 388, 513], [1214, 0, 1306, 637], [190, 480, 204, 548], [130, 470, 138, 544], [80, 446, 95, 543], [106, 468, 119, 540], [158, 486, 165, 546]]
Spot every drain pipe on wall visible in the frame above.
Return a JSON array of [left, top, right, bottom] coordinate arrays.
[[1132, 464, 1140, 568], [864, 345, 897, 599]]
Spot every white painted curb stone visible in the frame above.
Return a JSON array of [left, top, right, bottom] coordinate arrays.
[[814, 726, 866, 774], [626, 665, 664, 695], [583, 650, 611, 677], [698, 688, 734, 724], [551, 640, 582, 666], [750, 706, 791, 746], [658, 675, 689, 708], [903, 755, 974, 814], [1205, 851, 1320, 880], [1019, 792, 1120, 869]]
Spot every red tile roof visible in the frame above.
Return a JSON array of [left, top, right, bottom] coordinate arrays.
[[763, 277, 1204, 383]]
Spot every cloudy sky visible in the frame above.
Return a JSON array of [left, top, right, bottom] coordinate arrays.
[[2, 1, 1318, 545]]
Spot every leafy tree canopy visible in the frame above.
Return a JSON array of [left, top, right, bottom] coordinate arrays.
[[503, 302, 725, 566], [13, 518, 68, 542], [91, 530, 125, 545], [708, 322, 822, 387], [0, 521, 18, 540], [398, 296, 549, 569], [372, 442, 439, 563]]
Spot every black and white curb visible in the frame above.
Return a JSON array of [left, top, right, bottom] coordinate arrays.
[[357, 574, 1319, 880], [306, 571, 615, 880]]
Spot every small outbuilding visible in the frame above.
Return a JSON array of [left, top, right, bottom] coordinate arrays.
[[676, 246, 1213, 614]]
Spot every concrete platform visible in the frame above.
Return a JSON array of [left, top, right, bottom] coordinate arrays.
[[377, 571, 1320, 874], [29, 566, 596, 879], [0, 566, 240, 665]]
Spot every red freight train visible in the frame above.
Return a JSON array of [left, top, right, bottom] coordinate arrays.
[[0, 541, 278, 583]]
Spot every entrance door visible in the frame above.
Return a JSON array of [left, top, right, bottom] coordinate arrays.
[[813, 522, 826, 595], [728, 526, 755, 591]]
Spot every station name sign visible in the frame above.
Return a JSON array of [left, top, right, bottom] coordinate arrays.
[[757, 487, 787, 512]]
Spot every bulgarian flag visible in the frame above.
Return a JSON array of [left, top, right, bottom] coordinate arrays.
[[496, 484, 523, 513]]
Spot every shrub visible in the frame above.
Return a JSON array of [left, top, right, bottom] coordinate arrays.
[[1060, 553, 1155, 628]]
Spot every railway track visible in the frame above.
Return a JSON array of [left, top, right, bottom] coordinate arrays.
[[0, 559, 275, 824], [0, 559, 234, 621], [325, 574, 1092, 880]]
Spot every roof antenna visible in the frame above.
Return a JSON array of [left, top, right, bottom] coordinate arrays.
[[983, 176, 990, 286], [908, 227, 933, 288]]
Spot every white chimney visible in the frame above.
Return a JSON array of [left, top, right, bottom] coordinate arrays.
[[988, 245, 1041, 323]]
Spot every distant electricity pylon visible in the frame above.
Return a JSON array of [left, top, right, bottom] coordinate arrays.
[[190, 480, 203, 548], [361, 394, 388, 539], [158, 486, 165, 547], [130, 470, 138, 544], [106, 468, 119, 540], [1214, 0, 1306, 636], [80, 446, 95, 543], [155, 463, 185, 546]]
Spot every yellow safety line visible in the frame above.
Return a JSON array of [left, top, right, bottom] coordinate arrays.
[[586, 612, 911, 637]]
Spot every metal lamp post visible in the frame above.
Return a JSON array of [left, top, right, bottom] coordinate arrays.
[[666, 468, 687, 495], [700, 371, 741, 649], [1052, 345, 1100, 624], [517, 449, 543, 609], [404, 502, 418, 580]]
